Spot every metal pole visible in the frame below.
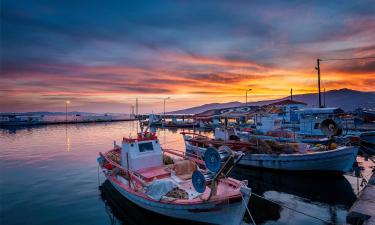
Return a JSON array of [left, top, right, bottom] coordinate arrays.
[[65, 102, 68, 123], [135, 98, 138, 116], [163, 99, 166, 116], [316, 59, 322, 108], [163, 97, 169, 122], [246, 91, 247, 106], [290, 88, 293, 101], [245, 89, 251, 106]]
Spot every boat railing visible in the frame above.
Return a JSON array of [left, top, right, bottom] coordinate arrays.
[[162, 148, 206, 167], [100, 151, 147, 188], [180, 131, 207, 138]]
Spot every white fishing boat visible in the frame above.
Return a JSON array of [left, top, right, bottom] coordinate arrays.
[[183, 132, 358, 174], [97, 130, 251, 225], [236, 146, 358, 173]]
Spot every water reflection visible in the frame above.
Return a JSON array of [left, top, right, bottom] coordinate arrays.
[[66, 125, 71, 152], [230, 167, 356, 224], [231, 167, 356, 206], [0, 122, 366, 225]]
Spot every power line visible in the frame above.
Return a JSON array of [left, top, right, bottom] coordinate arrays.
[[320, 56, 375, 61]]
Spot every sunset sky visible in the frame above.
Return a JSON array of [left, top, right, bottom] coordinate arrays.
[[1, 0, 374, 113]]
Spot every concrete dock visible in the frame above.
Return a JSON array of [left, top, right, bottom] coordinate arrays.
[[347, 172, 375, 225]]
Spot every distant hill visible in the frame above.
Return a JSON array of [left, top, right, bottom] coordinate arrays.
[[170, 102, 244, 114], [169, 88, 375, 114]]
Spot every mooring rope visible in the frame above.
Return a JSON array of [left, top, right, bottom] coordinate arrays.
[[240, 192, 256, 225], [251, 192, 337, 225], [97, 165, 101, 186]]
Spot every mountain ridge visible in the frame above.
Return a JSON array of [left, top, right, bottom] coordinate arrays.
[[169, 88, 375, 114]]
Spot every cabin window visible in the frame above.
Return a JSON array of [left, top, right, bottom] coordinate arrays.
[[138, 142, 154, 152]]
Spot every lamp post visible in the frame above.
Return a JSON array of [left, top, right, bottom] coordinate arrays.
[[65, 100, 70, 123], [245, 89, 252, 106], [163, 97, 170, 115], [163, 97, 170, 122]]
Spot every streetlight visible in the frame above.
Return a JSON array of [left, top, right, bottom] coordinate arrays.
[[163, 97, 170, 116], [245, 89, 252, 106], [65, 100, 70, 123], [163, 97, 170, 123]]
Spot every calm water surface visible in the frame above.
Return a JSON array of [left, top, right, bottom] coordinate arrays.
[[1, 121, 372, 225]]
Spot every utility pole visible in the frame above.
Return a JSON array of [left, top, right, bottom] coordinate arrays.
[[313, 56, 375, 108], [315, 59, 322, 108]]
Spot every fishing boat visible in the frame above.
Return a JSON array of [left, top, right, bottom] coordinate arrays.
[[97, 131, 251, 225], [236, 129, 330, 144], [182, 131, 358, 174]]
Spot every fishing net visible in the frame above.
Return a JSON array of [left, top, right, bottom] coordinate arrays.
[[106, 150, 121, 165], [165, 187, 189, 199]]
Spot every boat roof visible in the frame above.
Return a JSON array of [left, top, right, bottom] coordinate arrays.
[[268, 99, 307, 106], [123, 132, 158, 143], [296, 107, 344, 114]]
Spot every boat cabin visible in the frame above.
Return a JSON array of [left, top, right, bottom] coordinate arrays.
[[296, 107, 344, 136], [121, 132, 163, 171], [119, 132, 197, 183]]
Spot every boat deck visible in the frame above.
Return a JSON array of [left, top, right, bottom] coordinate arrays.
[[136, 166, 171, 182]]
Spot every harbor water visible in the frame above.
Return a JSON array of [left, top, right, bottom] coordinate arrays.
[[1, 121, 373, 225]]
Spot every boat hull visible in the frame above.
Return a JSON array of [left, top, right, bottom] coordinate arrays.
[[105, 174, 250, 225], [239, 146, 358, 173], [185, 141, 358, 174], [360, 131, 375, 155]]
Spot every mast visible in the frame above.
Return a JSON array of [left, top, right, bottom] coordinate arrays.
[[135, 98, 138, 116], [290, 88, 293, 101]]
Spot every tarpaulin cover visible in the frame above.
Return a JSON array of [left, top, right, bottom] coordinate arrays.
[[145, 178, 177, 201]]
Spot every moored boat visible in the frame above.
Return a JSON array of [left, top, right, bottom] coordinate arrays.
[[97, 131, 251, 225], [183, 132, 358, 174]]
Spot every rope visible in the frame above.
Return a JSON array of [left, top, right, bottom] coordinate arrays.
[[240, 192, 256, 225], [251, 192, 336, 224], [97, 165, 101, 186]]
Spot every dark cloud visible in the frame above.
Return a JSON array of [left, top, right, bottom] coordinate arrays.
[[1, 0, 374, 112]]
